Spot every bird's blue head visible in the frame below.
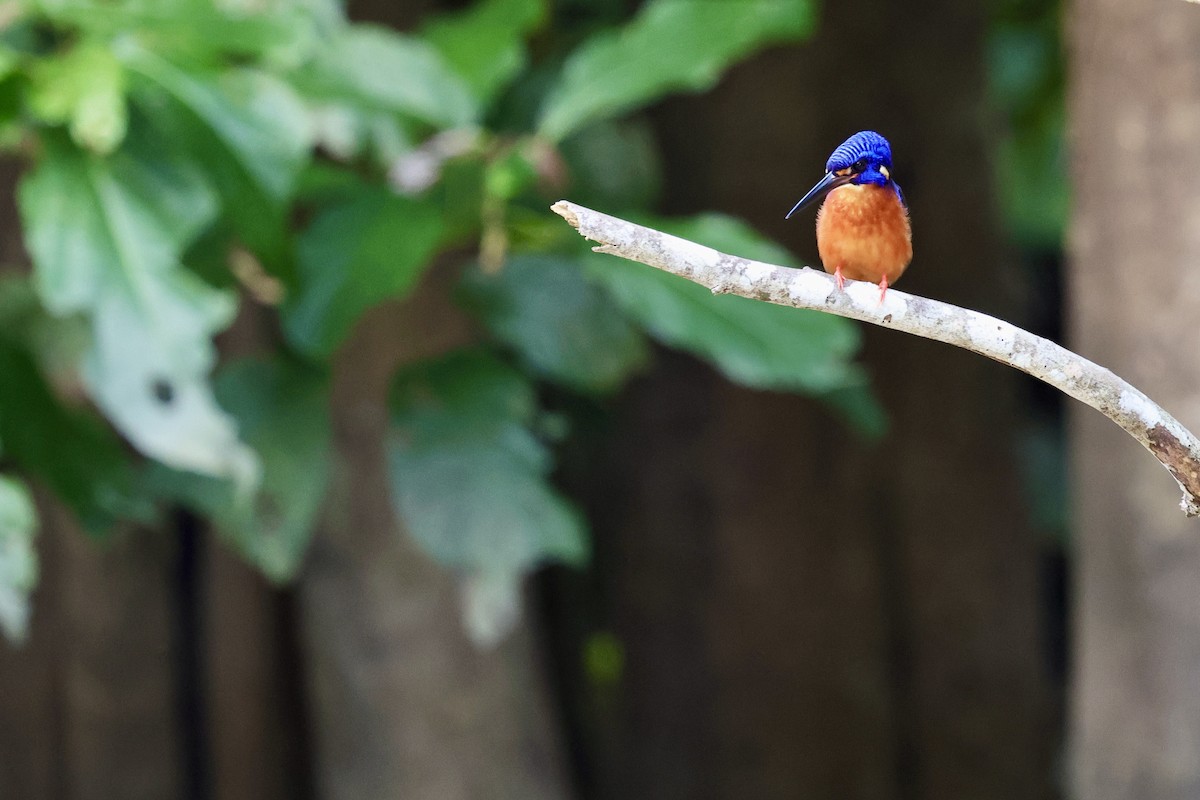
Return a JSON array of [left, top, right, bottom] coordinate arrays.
[[786, 130, 902, 219], [825, 131, 893, 188]]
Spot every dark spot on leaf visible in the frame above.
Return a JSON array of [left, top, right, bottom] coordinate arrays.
[[152, 378, 175, 405]]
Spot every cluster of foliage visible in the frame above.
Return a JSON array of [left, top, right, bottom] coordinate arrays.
[[0, 0, 881, 644]]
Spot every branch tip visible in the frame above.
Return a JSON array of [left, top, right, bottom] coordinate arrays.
[[550, 200, 579, 230]]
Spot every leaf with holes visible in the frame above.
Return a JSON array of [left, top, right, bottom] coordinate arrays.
[[19, 131, 259, 489]]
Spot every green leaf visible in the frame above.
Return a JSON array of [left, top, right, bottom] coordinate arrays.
[[0, 45, 20, 84], [0, 474, 37, 644], [820, 384, 888, 442], [128, 59, 307, 202], [585, 214, 864, 393], [214, 357, 330, 579], [387, 349, 587, 575], [29, 40, 127, 154], [987, 13, 1066, 248], [995, 110, 1067, 248], [296, 25, 476, 128], [423, 0, 547, 106], [19, 131, 259, 489], [152, 358, 331, 581], [460, 255, 649, 393], [128, 54, 312, 264], [0, 340, 148, 532], [0, 274, 90, 386], [538, 0, 815, 140], [483, 145, 540, 202], [35, 0, 317, 66], [559, 118, 662, 212], [283, 188, 444, 358]]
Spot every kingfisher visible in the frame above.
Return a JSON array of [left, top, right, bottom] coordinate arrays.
[[786, 131, 912, 302]]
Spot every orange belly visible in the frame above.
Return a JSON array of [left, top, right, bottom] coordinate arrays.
[[816, 184, 912, 284]]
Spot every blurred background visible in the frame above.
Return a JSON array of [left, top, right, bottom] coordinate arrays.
[[0, 0, 1198, 799]]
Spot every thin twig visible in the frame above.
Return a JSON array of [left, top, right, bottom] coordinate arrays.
[[552, 200, 1200, 518]]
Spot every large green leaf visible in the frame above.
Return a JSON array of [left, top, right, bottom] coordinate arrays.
[[459, 255, 649, 393], [283, 188, 444, 358], [585, 214, 864, 393], [387, 351, 586, 637], [296, 25, 476, 128], [388, 350, 586, 642], [538, 0, 815, 140], [422, 0, 547, 106], [127, 53, 312, 265], [19, 132, 258, 489], [152, 358, 331, 581], [0, 473, 37, 644]]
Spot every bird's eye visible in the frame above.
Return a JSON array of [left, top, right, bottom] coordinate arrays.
[[851, 158, 868, 173]]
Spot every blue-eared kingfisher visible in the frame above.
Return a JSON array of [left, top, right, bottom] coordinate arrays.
[[786, 131, 912, 302]]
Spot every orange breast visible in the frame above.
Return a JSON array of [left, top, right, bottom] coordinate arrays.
[[815, 184, 913, 284]]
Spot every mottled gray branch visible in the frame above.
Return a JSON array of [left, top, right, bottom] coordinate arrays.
[[552, 199, 1200, 518]]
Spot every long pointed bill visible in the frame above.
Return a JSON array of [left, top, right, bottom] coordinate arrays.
[[785, 171, 853, 219]]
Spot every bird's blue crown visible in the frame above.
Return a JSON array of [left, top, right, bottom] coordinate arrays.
[[826, 131, 894, 189], [826, 130, 893, 172]]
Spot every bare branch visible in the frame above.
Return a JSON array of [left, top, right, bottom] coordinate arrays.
[[552, 199, 1200, 518]]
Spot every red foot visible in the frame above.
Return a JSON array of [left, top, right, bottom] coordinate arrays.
[[878, 274, 889, 305], [834, 265, 845, 291]]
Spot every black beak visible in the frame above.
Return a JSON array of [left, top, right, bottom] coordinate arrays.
[[785, 171, 854, 219]]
